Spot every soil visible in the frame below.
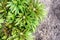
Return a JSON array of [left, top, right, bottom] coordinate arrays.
[[35, 0, 60, 40]]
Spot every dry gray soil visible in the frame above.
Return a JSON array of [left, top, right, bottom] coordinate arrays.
[[35, 0, 60, 40]]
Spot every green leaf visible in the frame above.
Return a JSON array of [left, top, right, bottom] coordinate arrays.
[[2, 36, 7, 39], [0, 18, 4, 23], [0, 24, 2, 28], [0, 10, 4, 13], [0, 3, 2, 6], [18, 5, 23, 13]]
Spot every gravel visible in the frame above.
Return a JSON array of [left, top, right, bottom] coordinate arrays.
[[35, 0, 60, 40]]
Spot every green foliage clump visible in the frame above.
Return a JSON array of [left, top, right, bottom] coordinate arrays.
[[0, 0, 47, 40]]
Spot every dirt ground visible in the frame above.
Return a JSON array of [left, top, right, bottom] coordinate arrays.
[[35, 0, 60, 40]]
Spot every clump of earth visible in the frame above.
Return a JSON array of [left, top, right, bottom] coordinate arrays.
[[35, 0, 60, 40]]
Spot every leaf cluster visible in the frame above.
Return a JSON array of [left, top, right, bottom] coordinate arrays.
[[0, 0, 47, 40]]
